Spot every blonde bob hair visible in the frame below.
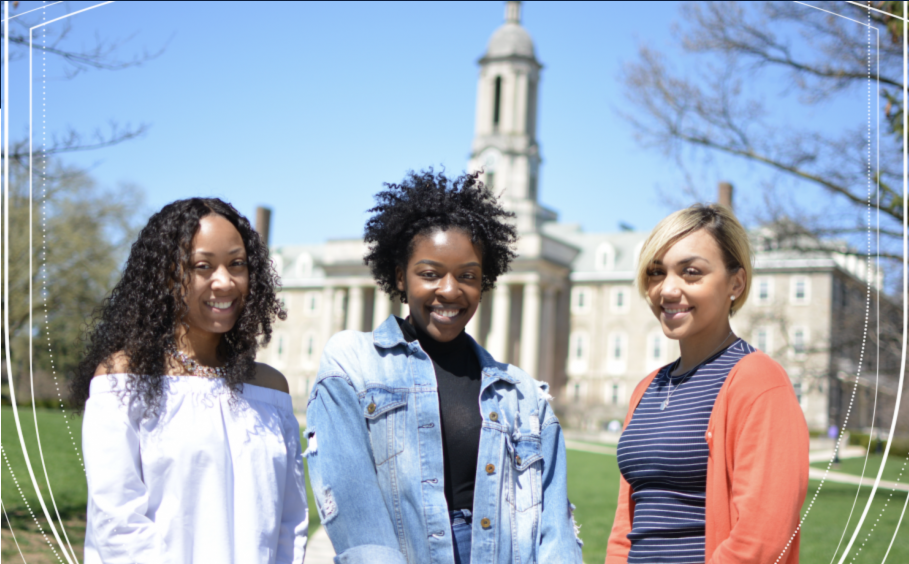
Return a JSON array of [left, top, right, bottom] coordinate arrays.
[[636, 204, 753, 316]]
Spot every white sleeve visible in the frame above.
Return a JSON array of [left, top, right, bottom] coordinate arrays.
[[276, 410, 309, 563], [82, 389, 166, 563]]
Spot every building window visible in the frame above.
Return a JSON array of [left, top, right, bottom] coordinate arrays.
[[756, 329, 767, 351], [274, 333, 287, 367], [304, 291, 321, 317], [754, 276, 773, 305], [610, 286, 631, 313], [595, 242, 616, 272], [790, 276, 811, 305], [294, 252, 314, 279], [571, 286, 592, 315], [568, 332, 590, 376], [793, 329, 805, 354], [789, 326, 809, 358], [573, 383, 581, 403], [606, 332, 628, 375], [611, 384, 619, 405], [492, 76, 502, 129], [646, 331, 668, 371], [793, 381, 803, 406], [301, 332, 318, 367]]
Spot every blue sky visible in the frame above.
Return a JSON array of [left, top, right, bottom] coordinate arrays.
[[3, 1, 870, 248]]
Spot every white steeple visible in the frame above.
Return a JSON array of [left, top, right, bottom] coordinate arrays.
[[468, 1, 556, 233]]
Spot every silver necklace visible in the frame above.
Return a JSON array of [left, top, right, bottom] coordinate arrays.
[[166, 343, 227, 379], [661, 330, 734, 411]]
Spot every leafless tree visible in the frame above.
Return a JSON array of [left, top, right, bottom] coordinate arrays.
[[1, 0, 166, 162], [620, 1, 903, 271]]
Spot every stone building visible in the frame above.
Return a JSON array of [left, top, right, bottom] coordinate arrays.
[[258, 2, 899, 436]]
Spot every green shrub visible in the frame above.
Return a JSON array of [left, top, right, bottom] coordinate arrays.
[[848, 431, 909, 457]]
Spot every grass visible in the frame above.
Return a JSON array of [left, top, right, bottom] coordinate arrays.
[[567, 449, 621, 563], [1, 405, 87, 562], [3, 407, 908, 564], [811, 453, 909, 484]]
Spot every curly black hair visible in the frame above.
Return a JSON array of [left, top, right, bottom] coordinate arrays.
[[70, 198, 286, 415], [364, 169, 518, 303]]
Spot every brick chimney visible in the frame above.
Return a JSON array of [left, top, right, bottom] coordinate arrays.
[[717, 182, 733, 211], [256, 206, 272, 246]]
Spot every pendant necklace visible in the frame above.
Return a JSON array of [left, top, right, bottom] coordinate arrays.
[[660, 330, 734, 411]]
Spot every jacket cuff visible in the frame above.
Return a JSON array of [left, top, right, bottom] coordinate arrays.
[[333, 545, 407, 564]]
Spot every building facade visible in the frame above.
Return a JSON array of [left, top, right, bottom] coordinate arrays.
[[258, 2, 898, 435]]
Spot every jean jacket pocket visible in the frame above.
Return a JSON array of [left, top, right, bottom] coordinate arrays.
[[505, 434, 543, 511], [361, 387, 407, 466]]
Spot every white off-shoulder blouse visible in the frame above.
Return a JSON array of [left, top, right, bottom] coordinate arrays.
[[82, 374, 308, 564]]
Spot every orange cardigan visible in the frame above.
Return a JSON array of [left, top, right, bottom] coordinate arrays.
[[605, 351, 809, 564]]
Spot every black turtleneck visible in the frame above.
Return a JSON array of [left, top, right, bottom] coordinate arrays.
[[397, 316, 483, 511]]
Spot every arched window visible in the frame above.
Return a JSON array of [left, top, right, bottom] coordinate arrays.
[[567, 331, 589, 376], [301, 332, 318, 369], [595, 242, 616, 271], [294, 252, 313, 279], [492, 75, 503, 129], [606, 332, 628, 375]]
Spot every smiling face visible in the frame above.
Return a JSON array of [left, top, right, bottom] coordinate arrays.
[[646, 228, 745, 345], [396, 228, 483, 343], [181, 214, 250, 340]]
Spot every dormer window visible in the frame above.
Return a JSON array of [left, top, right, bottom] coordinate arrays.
[[595, 242, 616, 271]]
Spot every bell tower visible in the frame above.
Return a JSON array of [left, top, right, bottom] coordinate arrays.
[[468, 1, 557, 233]]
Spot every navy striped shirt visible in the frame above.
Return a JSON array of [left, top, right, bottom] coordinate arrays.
[[617, 339, 755, 564]]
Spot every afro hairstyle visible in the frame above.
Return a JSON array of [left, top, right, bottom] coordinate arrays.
[[363, 169, 518, 303]]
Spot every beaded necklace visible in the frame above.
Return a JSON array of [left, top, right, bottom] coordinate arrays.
[[166, 343, 227, 379]]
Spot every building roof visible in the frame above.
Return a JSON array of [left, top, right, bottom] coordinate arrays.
[[542, 222, 647, 282], [486, 22, 535, 59], [484, 2, 536, 60]]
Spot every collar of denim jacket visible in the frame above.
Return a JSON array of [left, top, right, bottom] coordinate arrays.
[[372, 313, 520, 386]]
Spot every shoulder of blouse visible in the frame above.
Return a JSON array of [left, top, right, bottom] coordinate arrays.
[[87, 373, 295, 413]]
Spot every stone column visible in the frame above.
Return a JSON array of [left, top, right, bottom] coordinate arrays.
[[320, 285, 336, 347], [538, 286, 558, 385], [346, 286, 364, 332], [373, 291, 391, 329], [486, 283, 511, 360], [466, 302, 481, 340], [520, 282, 541, 379]]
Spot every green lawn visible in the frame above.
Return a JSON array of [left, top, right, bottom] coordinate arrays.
[[3, 407, 907, 564], [572, 449, 909, 564], [811, 453, 909, 484]]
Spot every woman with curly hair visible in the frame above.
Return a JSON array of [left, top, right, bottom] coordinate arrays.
[[304, 170, 583, 564], [72, 198, 308, 564]]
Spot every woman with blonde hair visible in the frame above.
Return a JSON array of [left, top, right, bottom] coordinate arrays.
[[605, 204, 808, 564]]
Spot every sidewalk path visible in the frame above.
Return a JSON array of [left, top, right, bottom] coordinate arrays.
[[565, 440, 617, 455], [807, 467, 909, 492], [306, 526, 335, 564]]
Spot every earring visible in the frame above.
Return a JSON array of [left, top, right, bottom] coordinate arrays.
[[730, 295, 736, 301]]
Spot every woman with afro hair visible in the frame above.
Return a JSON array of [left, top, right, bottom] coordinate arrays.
[[72, 198, 308, 563], [304, 170, 582, 564]]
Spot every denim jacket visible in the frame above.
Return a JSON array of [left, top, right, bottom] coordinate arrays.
[[304, 315, 583, 564]]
